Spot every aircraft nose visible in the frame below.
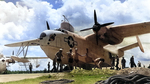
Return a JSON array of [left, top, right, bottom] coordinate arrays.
[[39, 32, 46, 40]]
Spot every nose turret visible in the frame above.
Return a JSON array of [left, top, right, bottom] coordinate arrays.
[[39, 32, 46, 40], [2, 59, 5, 62]]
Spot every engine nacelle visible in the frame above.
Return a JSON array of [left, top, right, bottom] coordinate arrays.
[[98, 27, 123, 45]]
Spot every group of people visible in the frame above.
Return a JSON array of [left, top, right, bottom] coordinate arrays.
[[50, 48, 82, 72], [28, 48, 147, 73], [112, 55, 143, 70]]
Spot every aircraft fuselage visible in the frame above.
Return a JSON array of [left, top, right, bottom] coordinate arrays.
[[39, 30, 112, 66]]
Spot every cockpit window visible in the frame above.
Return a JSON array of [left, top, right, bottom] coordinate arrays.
[[40, 33, 46, 40], [55, 28, 68, 34]]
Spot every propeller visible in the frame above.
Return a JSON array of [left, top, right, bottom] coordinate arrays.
[[46, 21, 50, 30], [80, 10, 114, 45]]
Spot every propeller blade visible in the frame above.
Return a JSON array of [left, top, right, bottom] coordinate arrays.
[[46, 21, 50, 30], [94, 10, 98, 25], [80, 27, 93, 32], [100, 22, 114, 27], [96, 32, 99, 45], [80, 10, 114, 45]]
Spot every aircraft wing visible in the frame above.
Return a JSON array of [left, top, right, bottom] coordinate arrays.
[[110, 22, 150, 37], [11, 56, 49, 63], [11, 56, 29, 63], [5, 39, 40, 47], [104, 42, 139, 57], [22, 57, 49, 59], [104, 36, 144, 57]]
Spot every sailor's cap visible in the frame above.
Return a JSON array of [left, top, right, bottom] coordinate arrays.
[[75, 48, 78, 50]]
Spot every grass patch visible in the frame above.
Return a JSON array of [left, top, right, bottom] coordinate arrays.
[[1, 68, 117, 84], [69, 68, 116, 84]]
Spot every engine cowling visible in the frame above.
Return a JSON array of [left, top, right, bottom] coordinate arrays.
[[97, 27, 123, 45]]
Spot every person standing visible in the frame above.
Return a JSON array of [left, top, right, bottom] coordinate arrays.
[[29, 63, 33, 73], [84, 48, 94, 69], [111, 57, 115, 69], [148, 64, 150, 68], [47, 62, 50, 72], [55, 48, 64, 72], [51, 57, 57, 72], [121, 57, 126, 69], [137, 61, 141, 67], [116, 56, 119, 70], [109, 52, 115, 69], [74, 48, 80, 69], [67, 48, 73, 70], [130, 56, 136, 68]]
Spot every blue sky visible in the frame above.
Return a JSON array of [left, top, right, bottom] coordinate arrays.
[[43, 0, 63, 9], [1, 0, 150, 71]]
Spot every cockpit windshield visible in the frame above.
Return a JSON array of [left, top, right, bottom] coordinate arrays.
[[55, 28, 68, 34]]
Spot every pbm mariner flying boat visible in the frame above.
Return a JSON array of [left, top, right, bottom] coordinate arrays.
[[5, 10, 150, 69]]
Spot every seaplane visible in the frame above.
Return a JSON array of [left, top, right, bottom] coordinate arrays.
[[5, 10, 150, 69]]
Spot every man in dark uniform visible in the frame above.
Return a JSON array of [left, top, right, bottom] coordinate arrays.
[[116, 56, 119, 70], [55, 48, 64, 72], [137, 61, 141, 67], [111, 57, 115, 69], [47, 62, 50, 72], [29, 63, 32, 73], [67, 48, 73, 70], [130, 56, 136, 68], [121, 57, 126, 69], [148, 64, 150, 68], [109, 52, 115, 69]]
